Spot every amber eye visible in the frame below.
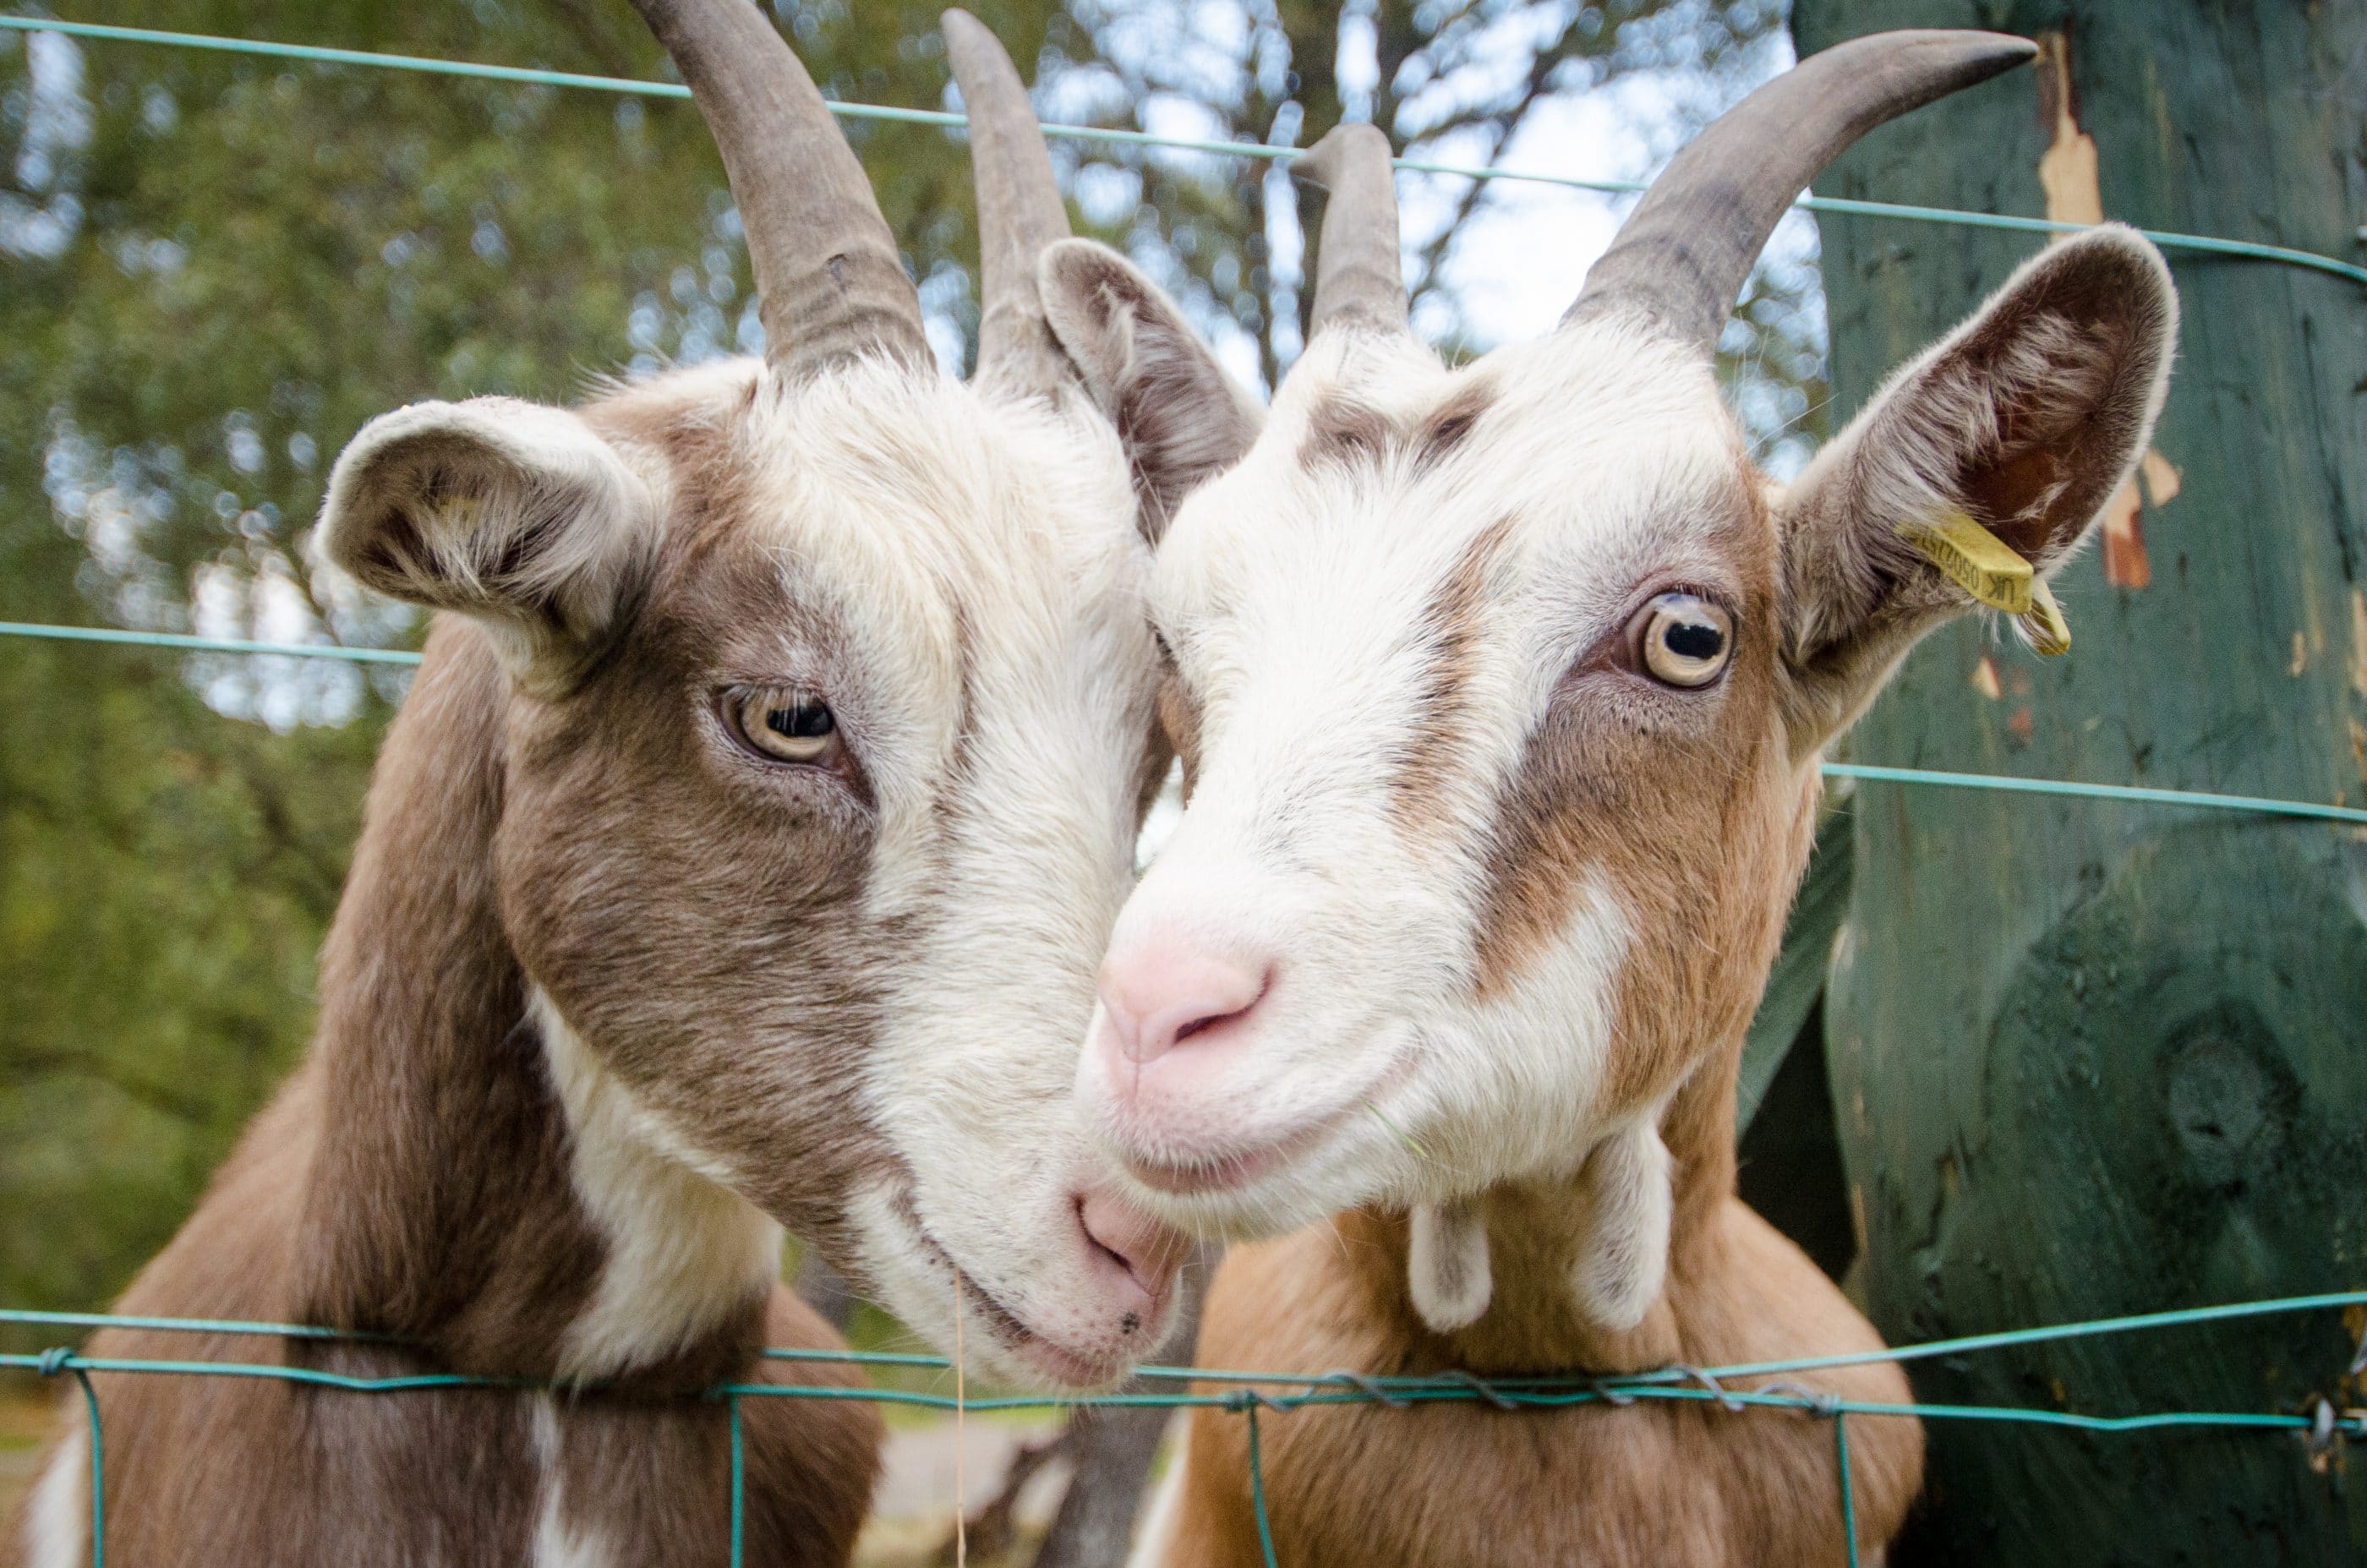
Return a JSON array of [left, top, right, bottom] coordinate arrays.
[[728, 688, 841, 766], [1632, 593, 1735, 688]]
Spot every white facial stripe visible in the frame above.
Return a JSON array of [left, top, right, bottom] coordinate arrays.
[[534, 991, 783, 1382], [703, 369, 1169, 1386]]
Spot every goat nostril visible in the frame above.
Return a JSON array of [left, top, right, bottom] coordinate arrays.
[[1100, 956, 1271, 1067], [1077, 1188, 1186, 1300], [1171, 1008, 1231, 1046]]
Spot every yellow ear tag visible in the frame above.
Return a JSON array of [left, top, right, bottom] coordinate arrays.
[[1899, 511, 2033, 615], [2020, 577, 2072, 657]]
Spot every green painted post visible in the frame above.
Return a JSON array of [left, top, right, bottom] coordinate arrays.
[[1790, 2, 2367, 1560]]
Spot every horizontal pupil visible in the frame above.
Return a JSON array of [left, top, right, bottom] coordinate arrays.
[[766, 702, 834, 739], [1664, 621, 1724, 661]]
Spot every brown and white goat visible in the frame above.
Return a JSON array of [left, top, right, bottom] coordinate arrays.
[[1032, 29, 2178, 1568], [8, 7, 1253, 1565]]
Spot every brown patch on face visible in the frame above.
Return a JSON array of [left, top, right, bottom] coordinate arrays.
[[1298, 378, 1495, 480], [1409, 380, 1493, 474], [1468, 467, 1800, 1119], [1156, 660, 1206, 798], [1299, 391, 1395, 472], [1389, 515, 1516, 839], [491, 383, 927, 1278]]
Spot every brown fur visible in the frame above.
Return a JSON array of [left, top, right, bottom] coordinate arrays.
[[1170, 1196, 1919, 1568], [1389, 514, 1516, 839], [1298, 394, 1396, 473], [1297, 381, 1494, 479], [5, 630, 882, 1566]]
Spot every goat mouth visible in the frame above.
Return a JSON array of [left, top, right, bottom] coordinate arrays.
[[1121, 1051, 1419, 1199], [887, 1188, 1134, 1389], [1123, 1110, 1349, 1197]]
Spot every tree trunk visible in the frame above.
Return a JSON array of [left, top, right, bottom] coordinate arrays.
[[1793, 2, 2367, 1562]]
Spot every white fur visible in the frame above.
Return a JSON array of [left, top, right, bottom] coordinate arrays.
[[1408, 1198, 1492, 1333], [534, 990, 784, 1383], [1077, 319, 1735, 1234], [22, 1426, 85, 1568], [1570, 1115, 1675, 1330], [530, 1396, 612, 1568], [1067, 314, 1721, 1268]]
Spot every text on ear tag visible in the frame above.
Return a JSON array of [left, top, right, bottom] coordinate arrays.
[[1900, 511, 2034, 616], [2022, 577, 2072, 657]]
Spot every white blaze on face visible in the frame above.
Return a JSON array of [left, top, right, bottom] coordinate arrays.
[[729, 376, 1176, 1387], [1079, 320, 1752, 1237]]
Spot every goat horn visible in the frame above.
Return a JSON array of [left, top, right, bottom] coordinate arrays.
[[942, 9, 1077, 395], [629, 0, 929, 382], [1296, 123, 1409, 336], [1565, 30, 2036, 352]]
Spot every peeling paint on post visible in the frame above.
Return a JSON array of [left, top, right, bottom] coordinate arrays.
[[1793, 1, 2367, 1561]]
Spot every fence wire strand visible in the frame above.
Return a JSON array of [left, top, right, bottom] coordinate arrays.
[[3, 14, 2365, 290], [5, 616, 2362, 828], [8, 1291, 2365, 1568]]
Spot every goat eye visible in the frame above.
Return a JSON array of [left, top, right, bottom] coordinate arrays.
[[1633, 593, 1734, 688], [729, 689, 841, 765]]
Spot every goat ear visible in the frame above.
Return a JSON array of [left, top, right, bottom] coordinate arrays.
[[1039, 238, 1262, 542], [315, 398, 655, 677], [1775, 226, 2177, 754]]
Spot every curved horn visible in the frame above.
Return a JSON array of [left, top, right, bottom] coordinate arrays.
[[1295, 123, 1409, 336], [629, 0, 929, 382], [1566, 30, 2036, 353], [941, 10, 1077, 394]]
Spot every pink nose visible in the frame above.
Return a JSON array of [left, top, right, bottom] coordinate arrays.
[[1077, 1188, 1188, 1304], [1096, 946, 1269, 1067]]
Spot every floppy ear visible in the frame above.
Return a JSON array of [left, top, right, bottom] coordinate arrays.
[[1039, 238, 1262, 541], [314, 398, 657, 680], [1776, 226, 2177, 754]]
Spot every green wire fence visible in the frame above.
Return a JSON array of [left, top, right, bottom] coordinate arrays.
[[6, 619, 2364, 828], [6, 14, 2367, 289], [7, 1293, 2365, 1568], [3, 13, 2364, 1568]]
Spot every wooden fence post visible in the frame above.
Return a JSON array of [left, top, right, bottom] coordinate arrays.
[[1790, 2, 2367, 1560]]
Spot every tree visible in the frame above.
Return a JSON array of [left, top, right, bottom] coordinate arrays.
[[1796, 1, 2367, 1560]]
